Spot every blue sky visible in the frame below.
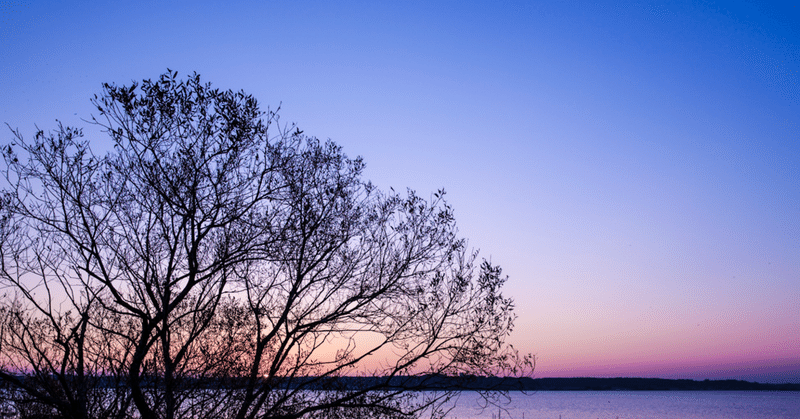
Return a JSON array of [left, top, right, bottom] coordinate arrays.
[[2, 0, 798, 382]]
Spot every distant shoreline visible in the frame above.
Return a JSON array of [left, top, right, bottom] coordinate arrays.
[[310, 375, 800, 391], [4, 375, 798, 392], [495, 377, 800, 391]]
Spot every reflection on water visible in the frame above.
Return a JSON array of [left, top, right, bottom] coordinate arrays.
[[2, 390, 798, 418], [447, 391, 800, 419]]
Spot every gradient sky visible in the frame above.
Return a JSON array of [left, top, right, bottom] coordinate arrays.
[[2, 1, 798, 383]]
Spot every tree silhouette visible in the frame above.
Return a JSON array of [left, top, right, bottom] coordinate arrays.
[[0, 70, 532, 419]]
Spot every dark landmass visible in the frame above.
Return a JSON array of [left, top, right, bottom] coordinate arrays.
[[311, 375, 800, 391], [491, 377, 800, 391], [4, 375, 798, 392]]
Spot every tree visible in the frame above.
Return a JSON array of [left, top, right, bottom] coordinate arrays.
[[1, 70, 532, 419]]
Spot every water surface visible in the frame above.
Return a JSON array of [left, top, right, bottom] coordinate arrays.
[[447, 391, 800, 419]]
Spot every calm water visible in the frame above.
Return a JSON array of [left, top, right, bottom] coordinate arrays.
[[446, 391, 800, 419]]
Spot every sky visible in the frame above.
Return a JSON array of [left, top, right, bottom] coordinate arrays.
[[1, 1, 798, 383]]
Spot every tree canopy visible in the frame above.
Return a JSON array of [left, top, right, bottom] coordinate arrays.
[[0, 70, 531, 419]]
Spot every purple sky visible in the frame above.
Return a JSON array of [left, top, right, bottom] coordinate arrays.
[[1, 1, 798, 383]]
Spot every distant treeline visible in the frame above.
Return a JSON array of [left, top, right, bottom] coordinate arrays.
[[497, 377, 800, 391], [305, 375, 800, 391], [4, 374, 798, 392]]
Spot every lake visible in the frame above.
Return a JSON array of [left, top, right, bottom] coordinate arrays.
[[446, 391, 800, 419], [2, 389, 798, 418]]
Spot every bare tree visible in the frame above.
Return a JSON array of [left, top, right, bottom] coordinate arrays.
[[1, 71, 532, 419]]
